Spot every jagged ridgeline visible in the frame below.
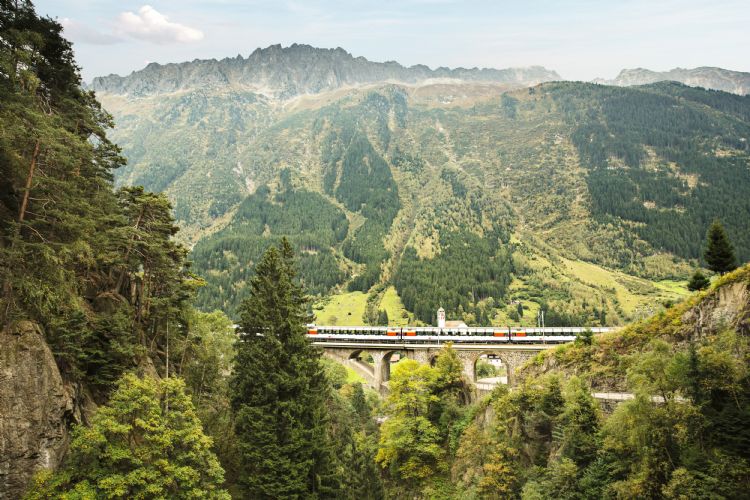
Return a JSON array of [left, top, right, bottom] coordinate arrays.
[[94, 46, 750, 325]]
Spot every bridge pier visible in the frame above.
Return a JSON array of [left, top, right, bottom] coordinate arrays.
[[370, 351, 387, 393], [405, 349, 432, 365], [318, 343, 544, 396]]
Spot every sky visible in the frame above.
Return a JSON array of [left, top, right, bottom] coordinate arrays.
[[35, 0, 750, 83]]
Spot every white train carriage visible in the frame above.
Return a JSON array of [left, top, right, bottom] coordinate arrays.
[[306, 325, 615, 344]]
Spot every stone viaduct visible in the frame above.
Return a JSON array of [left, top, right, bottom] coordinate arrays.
[[317, 341, 553, 395]]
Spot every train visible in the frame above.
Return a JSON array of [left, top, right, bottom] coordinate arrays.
[[305, 325, 615, 344]]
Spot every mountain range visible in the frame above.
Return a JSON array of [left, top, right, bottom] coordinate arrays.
[[595, 66, 750, 96], [90, 45, 750, 98], [92, 44, 750, 327], [89, 43, 560, 99]]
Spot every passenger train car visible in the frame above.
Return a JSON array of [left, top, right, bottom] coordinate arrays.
[[305, 325, 615, 344]]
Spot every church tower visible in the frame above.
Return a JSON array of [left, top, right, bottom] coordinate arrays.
[[437, 307, 446, 328]]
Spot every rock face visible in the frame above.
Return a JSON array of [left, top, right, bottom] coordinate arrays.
[[89, 43, 560, 98], [683, 280, 750, 338], [596, 67, 750, 95], [0, 322, 76, 498]]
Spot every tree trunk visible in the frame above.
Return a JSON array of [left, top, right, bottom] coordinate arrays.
[[2, 140, 41, 319], [18, 139, 41, 226], [115, 205, 145, 294]]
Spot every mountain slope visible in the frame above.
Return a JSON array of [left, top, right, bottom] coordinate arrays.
[[596, 66, 750, 95], [451, 265, 750, 499], [93, 48, 750, 325]]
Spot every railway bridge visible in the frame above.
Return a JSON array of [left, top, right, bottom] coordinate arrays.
[[317, 340, 553, 393], [308, 323, 616, 395]]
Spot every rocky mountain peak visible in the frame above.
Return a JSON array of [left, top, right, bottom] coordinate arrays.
[[89, 44, 561, 98]]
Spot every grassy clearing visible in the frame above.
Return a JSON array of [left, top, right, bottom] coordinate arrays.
[[562, 257, 646, 315], [653, 279, 689, 297], [378, 286, 411, 326], [314, 291, 368, 325], [560, 257, 689, 317]]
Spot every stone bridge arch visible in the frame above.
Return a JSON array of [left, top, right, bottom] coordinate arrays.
[[321, 348, 378, 389], [348, 349, 364, 361], [452, 349, 538, 387], [472, 351, 510, 385], [319, 345, 542, 395], [374, 350, 403, 388]]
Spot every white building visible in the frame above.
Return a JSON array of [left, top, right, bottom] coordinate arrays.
[[436, 307, 467, 328]]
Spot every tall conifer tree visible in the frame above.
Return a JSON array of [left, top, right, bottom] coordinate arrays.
[[704, 220, 737, 275], [230, 239, 340, 498]]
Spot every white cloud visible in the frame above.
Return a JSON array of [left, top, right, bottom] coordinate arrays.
[[115, 5, 204, 44], [61, 17, 121, 45]]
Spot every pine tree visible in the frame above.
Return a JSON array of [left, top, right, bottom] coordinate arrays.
[[351, 382, 371, 423], [704, 221, 737, 275], [28, 374, 229, 499], [0, 1, 194, 391], [687, 270, 710, 291], [230, 241, 340, 498], [575, 328, 594, 346]]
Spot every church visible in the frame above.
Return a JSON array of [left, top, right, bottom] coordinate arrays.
[[436, 307, 468, 329]]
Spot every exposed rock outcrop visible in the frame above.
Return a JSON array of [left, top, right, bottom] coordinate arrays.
[[0, 321, 91, 499], [89, 43, 560, 98], [682, 279, 750, 338]]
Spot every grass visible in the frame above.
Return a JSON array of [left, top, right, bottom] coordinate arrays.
[[379, 286, 411, 326], [345, 365, 365, 384], [653, 279, 690, 296], [561, 257, 689, 317], [314, 291, 369, 326], [562, 257, 647, 316]]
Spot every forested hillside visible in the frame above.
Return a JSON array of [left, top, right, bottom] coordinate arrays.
[[0, 1, 192, 394], [0, 3, 225, 495], [192, 182, 349, 312], [553, 81, 750, 262], [98, 64, 750, 324]]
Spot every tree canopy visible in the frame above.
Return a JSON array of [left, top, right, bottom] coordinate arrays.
[[27, 373, 229, 499]]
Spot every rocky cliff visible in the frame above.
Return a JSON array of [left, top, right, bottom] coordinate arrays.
[[522, 265, 750, 391], [596, 66, 750, 95], [0, 322, 94, 499], [89, 43, 560, 98]]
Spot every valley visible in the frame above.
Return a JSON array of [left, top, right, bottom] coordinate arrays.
[[93, 52, 750, 328]]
